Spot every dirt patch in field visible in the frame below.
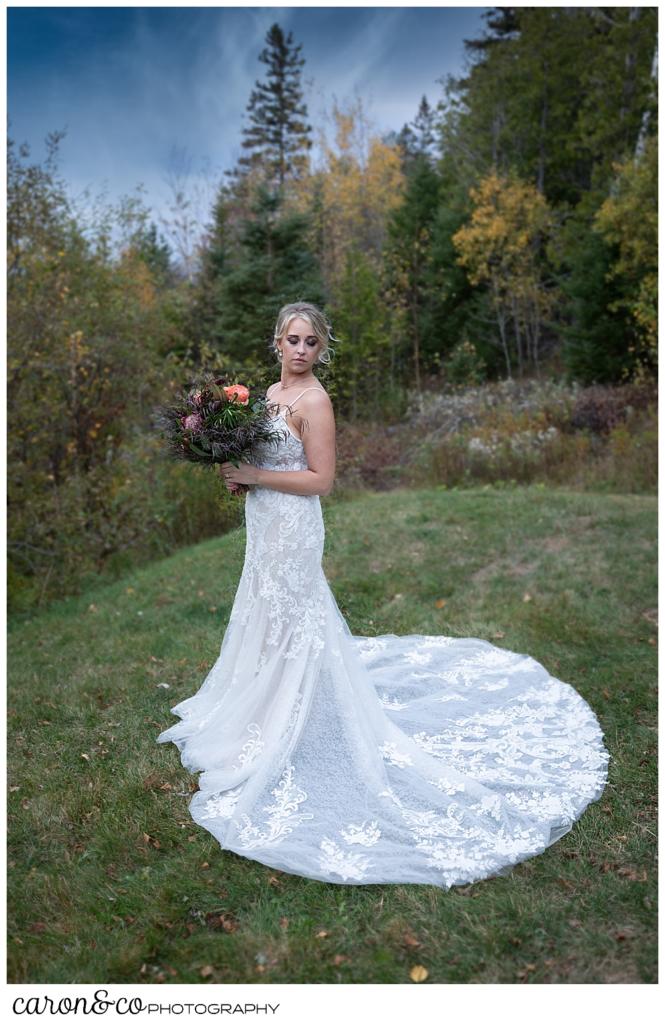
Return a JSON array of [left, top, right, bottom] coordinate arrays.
[[544, 535, 569, 553]]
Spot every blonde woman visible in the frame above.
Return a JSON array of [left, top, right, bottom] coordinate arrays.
[[158, 302, 609, 889]]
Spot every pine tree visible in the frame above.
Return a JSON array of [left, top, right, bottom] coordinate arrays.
[[396, 96, 437, 174], [132, 221, 173, 285], [412, 96, 437, 160], [237, 23, 312, 190], [384, 153, 441, 389], [331, 247, 388, 420], [185, 191, 234, 354], [557, 222, 633, 384], [214, 185, 324, 363]]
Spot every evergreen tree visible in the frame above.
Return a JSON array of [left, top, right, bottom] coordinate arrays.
[[423, 191, 478, 369], [440, 7, 656, 208], [185, 190, 234, 354], [396, 95, 437, 174], [463, 6, 521, 53], [132, 221, 173, 285], [384, 154, 441, 388], [331, 247, 388, 420], [557, 221, 633, 384], [213, 185, 324, 364], [237, 23, 312, 190], [412, 96, 437, 160]]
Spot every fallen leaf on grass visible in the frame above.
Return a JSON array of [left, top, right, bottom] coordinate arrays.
[[402, 929, 421, 948], [205, 911, 238, 933], [316, 930, 329, 938], [199, 965, 214, 978], [333, 954, 348, 966], [410, 965, 428, 982], [434, 598, 446, 609]]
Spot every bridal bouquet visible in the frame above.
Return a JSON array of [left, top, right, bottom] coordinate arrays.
[[154, 374, 286, 494]]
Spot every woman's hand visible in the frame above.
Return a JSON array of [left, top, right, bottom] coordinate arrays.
[[219, 460, 259, 491]]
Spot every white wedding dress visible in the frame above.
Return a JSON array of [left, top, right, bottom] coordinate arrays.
[[157, 387, 610, 888]]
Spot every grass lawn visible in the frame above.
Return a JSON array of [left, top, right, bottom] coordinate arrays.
[[7, 483, 657, 984]]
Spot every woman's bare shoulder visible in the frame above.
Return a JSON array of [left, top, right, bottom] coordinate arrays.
[[301, 383, 332, 407]]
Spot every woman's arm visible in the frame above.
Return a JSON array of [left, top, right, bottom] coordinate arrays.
[[254, 466, 331, 496]]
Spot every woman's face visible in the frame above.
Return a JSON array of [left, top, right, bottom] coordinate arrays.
[[278, 317, 323, 374]]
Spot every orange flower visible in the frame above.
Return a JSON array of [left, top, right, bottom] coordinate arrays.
[[222, 384, 250, 405]]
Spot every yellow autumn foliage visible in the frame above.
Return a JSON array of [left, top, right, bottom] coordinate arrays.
[[293, 98, 404, 290], [593, 134, 657, 371]]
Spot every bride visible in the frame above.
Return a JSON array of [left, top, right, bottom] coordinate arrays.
[[157, 302, 609, 888]]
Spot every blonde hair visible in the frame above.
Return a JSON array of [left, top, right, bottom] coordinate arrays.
[[272, 302, 336, 365]]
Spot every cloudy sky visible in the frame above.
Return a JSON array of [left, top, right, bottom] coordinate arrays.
[[8, 4, 489, 239]]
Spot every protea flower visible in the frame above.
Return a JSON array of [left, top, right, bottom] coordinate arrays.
[[182, 413, 203, 432]]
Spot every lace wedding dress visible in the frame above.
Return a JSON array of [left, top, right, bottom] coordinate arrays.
[[157, 387, 610, 888]]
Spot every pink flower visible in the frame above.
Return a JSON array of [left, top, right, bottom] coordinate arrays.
[[183, 413, 203, 432]]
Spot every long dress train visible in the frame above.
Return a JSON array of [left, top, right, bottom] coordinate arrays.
[[157, 388, 610, 888]]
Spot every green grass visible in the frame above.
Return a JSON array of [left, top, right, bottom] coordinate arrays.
[[7, 483, 657, 984]]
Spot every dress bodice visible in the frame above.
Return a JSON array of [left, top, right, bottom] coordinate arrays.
[[250, 386, 324, 473]]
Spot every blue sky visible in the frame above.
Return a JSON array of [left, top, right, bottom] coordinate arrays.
[[8, 5, 490, 241]]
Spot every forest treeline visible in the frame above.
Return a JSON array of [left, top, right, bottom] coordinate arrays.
[[7, 7, 658, 609]]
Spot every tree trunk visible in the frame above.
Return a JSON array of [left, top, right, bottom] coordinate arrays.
[[493, 276, 511, 378], [412, 248, 422, 393], [537, 67, 548, 195], [532, 294, 541, 376], [635, 33, 658, 160], [511, 292, 524, 377], [619, 8, 641, 128]]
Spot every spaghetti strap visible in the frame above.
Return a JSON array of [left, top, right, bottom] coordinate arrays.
[[266, 385, 326, 408], [289, 386, 326, 407]]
